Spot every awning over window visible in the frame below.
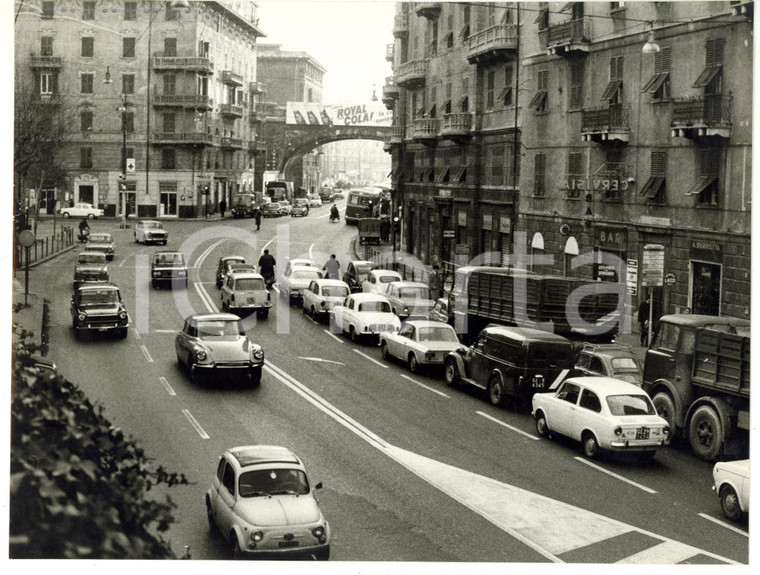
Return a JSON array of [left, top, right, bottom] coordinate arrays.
[[459, 24, 470, 39], [497, 86, 513, 102], [692, 66, 721, 88], [685, 176, 716, 196], [421, 168, 434, 182], [435, 167, 450, 183], [639, 176, 665, 199], [600, 80, 622, 101], [560, 2, 577, 13], [641, 72, 669, 93], [528, 91, 547, 109], [452, 167, 466, 183]]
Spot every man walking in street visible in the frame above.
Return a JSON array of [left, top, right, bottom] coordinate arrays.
[[219, 199, 227, 218], [254, 206, 262, 230]]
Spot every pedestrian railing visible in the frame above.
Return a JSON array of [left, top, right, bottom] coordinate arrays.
[[16, 226, 74, 267]]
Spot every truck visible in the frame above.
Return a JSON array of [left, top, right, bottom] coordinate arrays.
[[642, 314, 750, 461], [230, 193, 261, 218], [448, 266, 623, 345], [265, 180, 294, 203]]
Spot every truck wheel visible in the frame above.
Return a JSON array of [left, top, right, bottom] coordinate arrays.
[[487, 375, 507, 407], [689, 405, 723, 461], [652, 392, 677, 434], [444, 358, 460, 388], [720, 485, 744, 521]]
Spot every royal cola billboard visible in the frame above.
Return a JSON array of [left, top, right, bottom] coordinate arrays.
[[286, 101, 393, 127]]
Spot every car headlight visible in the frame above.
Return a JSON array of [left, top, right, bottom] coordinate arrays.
[[312, 525, 326, 543], [196, 350, 207, 361], [119, 311, 128, 320], [251, 347, 264, 360], [663, 425, 670, 436], [403, 306, 409, 314], [251, 530, 264, 545], [152, 271, 160, 278], [614, 426, 623, 436], [177, 270, 187, 277], [78, 312, 86, 322]]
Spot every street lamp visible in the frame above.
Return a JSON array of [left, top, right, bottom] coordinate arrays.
[[104, 67, 129, 228]]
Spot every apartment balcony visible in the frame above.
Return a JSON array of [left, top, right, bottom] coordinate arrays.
[[249, 81, 265, 94], [248, 140, 267, 153], [153, 56, 213, 74], [249, 109, 265, 124], [396, 60, 427, 88], [30, 55, 63, 69], [39, 93, 62, 105], [581, 105, 630, 143], [440, 113, 473, 143], [222, 70, 244, 87], [467, 24, 518, 64], [220, 103, 244, 118], [152, 132, 214, 146], [220, 137, 244, 149], [382, 77, 400, 110], [393, 13, 409, 38], [153, 94, 213, 109], [383, 127, 404, 152], [544, 17, 591, 56], [671, 96, 732, 140], [415, 2, 441, 20], [730, 0, 754, 18], [411, 118, 439, 146], [385, 43, 395, 63]]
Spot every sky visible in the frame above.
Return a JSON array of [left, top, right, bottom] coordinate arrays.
[[254, 0, 396, 104]]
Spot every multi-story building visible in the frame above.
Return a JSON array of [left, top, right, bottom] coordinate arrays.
[[385, 1, 751, 319], [15, 0, 265, 218]]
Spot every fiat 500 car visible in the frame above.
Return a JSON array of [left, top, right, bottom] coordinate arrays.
[[86, 232, 115, 261], [70, 283, 129, 340], [73, 251, 109, 289], [330, 292, 401, 343], [152, 251, 188, 289], [380, 320, 461, 373], [206, 445, 330, 559], [385, 281, 436, 320], [292, 198, 310, 217], [175, 313, 264, 385], [279, 264, 323, 304], [361, 269, 402, 295], [532, 376, 671, 460], [221, 270, 272, 319], [712, 459, 750, 521]]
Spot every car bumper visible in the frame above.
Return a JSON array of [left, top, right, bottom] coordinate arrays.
[[608, 438, 668, 451], [75, 319, 129, 332], [194, 362, 263, 377]]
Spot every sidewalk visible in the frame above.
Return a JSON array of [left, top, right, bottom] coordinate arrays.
[[12, 278, 46, 353]]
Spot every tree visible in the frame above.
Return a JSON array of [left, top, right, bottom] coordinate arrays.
[[10, 329, 189, 559]]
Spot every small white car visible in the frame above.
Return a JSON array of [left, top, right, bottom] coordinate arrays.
[[221, 270, 271, 319], [380, 320, 461, 373], [330, 292, 401, 343], [86, 232, 115, 261], [308, 194, 323, 207], [385, 281, 436, 320], [301, 279, 350, 319], [279, 264, 324, 304], [532, 376, 671, 460], [713, 459, 749, 521], [206, 445, 330, 559], [361, 269, 403, 295], [429, 298, 450, 323], [134, 220, 168, 245], [73, 251, 109, 289], [277, 200, 293, 216], [60, 202, 104, 219]]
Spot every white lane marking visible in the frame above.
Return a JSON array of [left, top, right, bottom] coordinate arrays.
[[616, 540, 714, 564], [308, 243, 315, 259], [131, 328, 141, 340], [323, 329, 344, 343], [697, 513, 749, 537], [192, 238, 226, 269], [263, 361, 737, 565], [574, 457, 658, 494], [140, 345, 153, 363], [154, 329, 177, 334], [119, 257, 128, 268], [159, 376, 176, 396], [353, 349, 388, 368], [261, 237, 277, 253], [182, 409, 210, 439], [298, 357, 346, 365], [477, 411, 540, 441], [400, 374, 450, 398], [194, 281, 219, 313]]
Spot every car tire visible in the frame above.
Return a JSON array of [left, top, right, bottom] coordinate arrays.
[[62, 212, 70, 218], [222, 300, 229, 312], [349, 326, 359, 343], [250, 366, 262, 386], [206, 499, 218, 537], [230, 533, 243, 558], [310, 305, 317, 318], [87, 213, 95, 219], [162, 240, 167, 246], [134, 234, 139, 243], [444, 357, 460, 388], [582, 432, 600, 459], [408, 353, 419, 374], [381, 341, 390, 361], [189, 360, 200, 385], [535, 411, 550, 438], [720, 484, 744, 521], [487, 375, 507, 407], [689, 405, 723, 461], [314, 546, 330, 561], [258, 308, 269, 319], [652, 392, 678, 437]]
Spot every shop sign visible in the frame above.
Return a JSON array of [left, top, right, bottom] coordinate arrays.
[[443, 230, 455, 239], [642, 244, 665, 287], [482, 214, 493, 230], [689, 240, 722, 263], [594, 226, 627, 250], [500, 215, 511, 232], [626, 259, 638, 296]]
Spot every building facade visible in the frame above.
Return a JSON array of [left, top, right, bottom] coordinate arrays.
[[15, 0, 265, 218], [385, 1, 752, 319]]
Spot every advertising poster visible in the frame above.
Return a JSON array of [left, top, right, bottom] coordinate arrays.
[[286, 101, 393, 127]]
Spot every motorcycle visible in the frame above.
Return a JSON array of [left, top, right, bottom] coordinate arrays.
[[329, 209, 340, 223], [78, 227, 90, 243], [262, 270, 275, 290]]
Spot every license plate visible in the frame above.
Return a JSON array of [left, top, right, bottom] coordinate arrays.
[[532, 375, 545, 388], [636, 427, 650, 440], [278, 540, 299, 548], [246, 297, 255, 304]]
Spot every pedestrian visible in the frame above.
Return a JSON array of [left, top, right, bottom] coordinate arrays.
[[219, 199, 227, 218], [637, 296, 651, 346], [380, 216, 390, 243], [254, 206, 262, 230], [428, 264, 443, 300], [323, 254, 341, 280]]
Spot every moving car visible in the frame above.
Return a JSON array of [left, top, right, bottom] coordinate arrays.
[[330, 292, 401, 343], [343, 260, 374, 293], [216, 256, 246, 289], [86, 232, 115, 261], [60, 202, 104, 219], [429, 298, 450, 323], [292, 198, 310, 217], [308, 194, 323, 207], [362, 269, 402, 295], [221, 270, 271, 319], [70, 283, 129, 340], [301, 278, 350, 319], [318, 188, 334, 202], [175, 313, 264, 385], [73, 251, 108, 289], [385, 281, 436, 320], [712, 459, 750, 521], [574, 343, 643, 386], [532, 376, 671, 460], [277, 200, 293, 216], [380, 320, 461, 374], [206, 445, 330, 559], [151, 251, 188, 289], [444, 325, 575, 409], [261, 202, 282, 217], [134, 220, 168, 245], [279, 264, 324, 304]]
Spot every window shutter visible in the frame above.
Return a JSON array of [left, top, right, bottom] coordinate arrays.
[[652, 151, 667, 176], [654, 47, 671, 74]]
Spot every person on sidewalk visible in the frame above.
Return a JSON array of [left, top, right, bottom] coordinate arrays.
[[323, 254, 341, 280], [637, 296, 651, 346], [254, 206, 262, 230], [428, 264, 442, 300], [219, 199, 227, 218]]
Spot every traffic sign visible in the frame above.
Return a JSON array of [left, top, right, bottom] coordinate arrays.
[[126, 158, 136, 173], [664, 272, 676, 286], [18, 229, 36, 247]]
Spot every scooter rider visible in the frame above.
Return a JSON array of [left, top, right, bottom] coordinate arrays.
[[258, 249, 276, 287], [330, 203, 339, 222], [78, 218, 90, 242]]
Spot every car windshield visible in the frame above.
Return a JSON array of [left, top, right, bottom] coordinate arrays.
[[79, 289, 118, 306], [418, 326, 458, 343], [359, 301, 391, 313], [322, 286, 349, 297], [230, 264, 255, 272], [267, 203, 280, 209], [144, 222, 163, 229], [89, 234, 111, 243], [379, 275, 400, 283], [78, 254, 106, 264], [397, 287, 428, 299], [611, 357, 640, 371], [155, 254, 184, 265], [293, 270, 321, 280], [354, 264, 372, 274], [238, 468, 309, 497], [196, 320, 243, 338], [235, 278, 265, 291], [606, 394, 656, 416]]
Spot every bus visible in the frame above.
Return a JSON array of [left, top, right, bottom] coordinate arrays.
[[344, 187, 384, 225]]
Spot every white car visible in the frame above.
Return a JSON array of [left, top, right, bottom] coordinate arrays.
[[277, 200, 293, 216], [330, 292, 401, 343], [134, 220, 168, 245], [60, 202, 104, 219], [532, 376, 671, 460], [385, 281, 436, 320], [206, 445, 330, 559], [380, 320, 461, 373], [301, 278, 350, 319], [361, 269, 403, 295], [713, 459, 749, 521], [308, 194, 323, 207], [279, 264, 324, 304]]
